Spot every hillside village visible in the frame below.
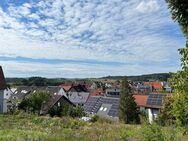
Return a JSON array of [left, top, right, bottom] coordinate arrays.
[[0, 66, 173, 124]]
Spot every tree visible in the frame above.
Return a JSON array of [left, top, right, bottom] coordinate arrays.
[[158, 95, 175, 125], [166, 0, 188, 126], [19, 91, 50, 115], [119, 78, 140, 124]]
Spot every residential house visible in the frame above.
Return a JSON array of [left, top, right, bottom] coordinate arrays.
[[0, 66, 12, 113], [84, 96, 119, 120], [144, 82, 164, 92], [66, 84, 90, 105], [133, 84, 152, 95], [163, 82, 172, 92], [145, 94, 166, 124], [105, 88, 120, 98], [40, 94, 74, 115], [84, 93, 165, 123], [133, 95, 148, 112], [8, 86, 67, 111], [90, 89, 104, 97]]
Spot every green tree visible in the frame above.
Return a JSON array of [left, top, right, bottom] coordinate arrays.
[[119, 78, 140, 124], [19, 91, 50, 115], [158, 95, 175, 125], [166, 0, 188, 126]]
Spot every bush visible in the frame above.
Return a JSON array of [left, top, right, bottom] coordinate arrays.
[[141, 124, 181, 141], [49, 104, 86, 118], [90, 115, 100, 123]]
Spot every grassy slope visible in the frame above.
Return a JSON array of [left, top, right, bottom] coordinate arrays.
[[0, 114, 187, 141]]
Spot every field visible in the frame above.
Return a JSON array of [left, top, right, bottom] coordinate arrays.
[[0, 114, 187, 141]]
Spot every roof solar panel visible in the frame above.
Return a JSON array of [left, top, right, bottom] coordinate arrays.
[[146, 94, 165, 107]]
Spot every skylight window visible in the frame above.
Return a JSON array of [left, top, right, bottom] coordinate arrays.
[[103, 108, 107, 111], [99, 107, 104, 111]]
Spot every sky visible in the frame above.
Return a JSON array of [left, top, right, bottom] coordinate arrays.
[[0, 0, 186, 78]]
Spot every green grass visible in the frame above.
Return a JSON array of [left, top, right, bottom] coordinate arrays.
[[0, 114, 187, 141]]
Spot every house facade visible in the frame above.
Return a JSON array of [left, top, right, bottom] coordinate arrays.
[[0, 66, 12, 114], [105, 88, 120, 98]]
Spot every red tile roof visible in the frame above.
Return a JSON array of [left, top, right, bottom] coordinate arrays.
[[144, 82, 163, 90], [59, 85, 72, 92], [133, 95, 148, 107], [0, 66, 6, 90], [90, 89, 104, 96]]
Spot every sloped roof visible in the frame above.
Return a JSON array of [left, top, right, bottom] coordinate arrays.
[[0, 66, 7, 90], [59, 85, 72, 92], [69, 84, 88, 92], [133, 95, 148, 107], [11, 86, 63, 100], [146, 94, 166, 108], [41, 94, 74, 115], [144, 82, 163, 89], [90, 89, 104, 96], [84, 96, 119, 118]]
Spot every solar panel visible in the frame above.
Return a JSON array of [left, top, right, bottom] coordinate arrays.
[[84, 96, 119, 118], [146, 94, 165, 107]]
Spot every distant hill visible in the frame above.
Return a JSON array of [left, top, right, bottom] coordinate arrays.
[[100, 73, 172, 82], [6, 73, 172, 86]]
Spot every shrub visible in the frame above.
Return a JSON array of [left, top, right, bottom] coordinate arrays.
[[141, 124, 181, 141], [49, 104, 86, 118], [90, 115, 100, 123]]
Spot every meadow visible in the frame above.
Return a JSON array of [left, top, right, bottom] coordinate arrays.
[[0, 114, 187, 141]]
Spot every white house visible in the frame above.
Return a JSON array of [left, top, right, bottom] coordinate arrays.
[[0, 66, 12, 114]]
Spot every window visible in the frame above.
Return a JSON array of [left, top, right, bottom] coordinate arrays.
[[58, 102, 60, 107], [103, 108, 107, 111], [99, 107, 104, 111]]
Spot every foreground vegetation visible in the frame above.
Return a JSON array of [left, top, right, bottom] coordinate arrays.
[[0, 114, 187, 141]]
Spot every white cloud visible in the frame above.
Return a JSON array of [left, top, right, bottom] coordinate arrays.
[[136, 0, 160, 13], [0, 0, 185, 77]]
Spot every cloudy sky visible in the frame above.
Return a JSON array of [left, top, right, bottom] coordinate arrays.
[[0, 0, 185, 78]]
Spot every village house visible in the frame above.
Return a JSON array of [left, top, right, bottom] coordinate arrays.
[[105, 88, 120, 98], [0, 66, 13, 114], [40, 94, 74, 115], [133, 83, 152, 95], [84, 92, 166, 123], [66, 84, 90, 106], [144, 82, 164, 92], [145, 94, 166, 124], [8, 86, 68, 112], [84, 96, 119, 120]]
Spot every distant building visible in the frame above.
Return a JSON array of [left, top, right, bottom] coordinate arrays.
[[0, 66, 12, 113], [105, 88, 120, 98], [144, 82, 164, 92], [133, 84, 152, 95]]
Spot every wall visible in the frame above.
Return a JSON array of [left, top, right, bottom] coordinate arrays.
[[147, 108, 160, 124], [0, 90, 3, 113]]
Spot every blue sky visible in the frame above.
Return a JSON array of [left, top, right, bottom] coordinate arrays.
[[0, 0, 186, 78]]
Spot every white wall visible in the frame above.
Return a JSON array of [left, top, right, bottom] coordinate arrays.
[[147, 108, 160, 124], [3, 88, 13, 113]]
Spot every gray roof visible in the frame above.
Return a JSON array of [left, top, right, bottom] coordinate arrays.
[[84, 96, 119, 118], [0, 66, 7, 90], [10, 86, 62, 100], [68, 92, 90, 104], [146, 94, 166, 108]]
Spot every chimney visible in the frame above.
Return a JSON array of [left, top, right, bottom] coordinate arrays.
[[0, 66, 7, 90]]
